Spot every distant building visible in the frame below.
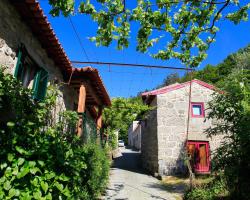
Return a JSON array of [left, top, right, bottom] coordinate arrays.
[[128, 121, 141, 150], [141, 80, 223, 176]]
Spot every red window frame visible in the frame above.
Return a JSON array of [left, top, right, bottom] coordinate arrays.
[[187, 141, 210, 173], [191, 102, 205, 118]]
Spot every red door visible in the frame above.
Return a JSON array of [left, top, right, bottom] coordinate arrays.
[[187, 141, 210, 173]]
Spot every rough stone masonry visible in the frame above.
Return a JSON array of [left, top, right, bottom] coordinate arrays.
[[141, 81, 223, 176], [0, 0, 77, 115]]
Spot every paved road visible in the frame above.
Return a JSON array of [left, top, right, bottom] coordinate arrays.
[[104, 148, 176, 200]]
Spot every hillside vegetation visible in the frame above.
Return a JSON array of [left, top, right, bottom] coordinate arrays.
[[158, 44, 250, 88], [183, 46, 250, 200]]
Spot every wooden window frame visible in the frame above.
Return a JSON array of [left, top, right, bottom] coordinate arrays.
[[191, 102, 205, 118], [14, 44, 48, 100]]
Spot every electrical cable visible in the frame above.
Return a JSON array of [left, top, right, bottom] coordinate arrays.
[[71, 61, 194, 71], [69, 17, 90, 62]]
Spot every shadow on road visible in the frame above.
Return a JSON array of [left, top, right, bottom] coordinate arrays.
[[105, 147, 175, 200], [112, 147, 147, 174]]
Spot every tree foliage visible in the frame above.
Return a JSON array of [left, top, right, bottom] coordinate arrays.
[[0, 67, 109, 199], [183, 44, 250, 84], [157, 72, 181, 89], [205, 70, 250, 199], [184, 46, 250, 199], [49, 0, 250, 67], [103, 97, 150, 143]]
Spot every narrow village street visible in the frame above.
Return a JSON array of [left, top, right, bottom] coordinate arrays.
[[105, 148, 176, 200], [0, 1, 249, 199]]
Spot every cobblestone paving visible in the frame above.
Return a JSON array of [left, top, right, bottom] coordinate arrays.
[[104, 148, 176, 200]]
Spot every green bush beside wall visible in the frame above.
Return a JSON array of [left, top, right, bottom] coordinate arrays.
[[0, 67, 110, 199]]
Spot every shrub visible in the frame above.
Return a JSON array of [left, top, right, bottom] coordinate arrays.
[[0, 67, 110, 199], [106, 128, 118, 150], [205, 71, 250, 199], [184, 175, 228, 200]]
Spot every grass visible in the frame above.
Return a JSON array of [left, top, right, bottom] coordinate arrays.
[[161, 175, 215, 200]]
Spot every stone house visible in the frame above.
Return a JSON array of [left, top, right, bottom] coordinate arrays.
[[128, 121, 141, 150], [141, 79, 223, 176], [0, 0, 111, 137]]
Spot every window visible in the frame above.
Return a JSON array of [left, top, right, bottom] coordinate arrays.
[[187, 141, 210, 173], [32, 68, 48, 100], [191, 102, 205, 117], [14, 45, 48, 100]]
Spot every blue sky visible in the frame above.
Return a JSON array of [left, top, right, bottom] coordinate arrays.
[[38, 1, 250, 98]]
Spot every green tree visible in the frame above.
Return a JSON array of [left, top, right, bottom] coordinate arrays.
[[158, 72, 181, 88], [205, 70, 250, 199], [49, 0, 250, 67], [178, 44, 250, 85], [103, 97, 150, 144]]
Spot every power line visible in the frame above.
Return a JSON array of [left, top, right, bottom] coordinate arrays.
[[68, 17, 90, 62], [71, 61, 194, 71], [95, 68, 176, 75]]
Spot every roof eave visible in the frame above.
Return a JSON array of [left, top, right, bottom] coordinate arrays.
[[11, 0, 72, 80]]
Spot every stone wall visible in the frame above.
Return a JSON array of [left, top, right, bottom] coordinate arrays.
[[141, 98, 159, 175], [133, 123, 141, 150], [0, 0, 76, 113], [128, 121, 141, 150], [157, 90, 187, 175], [128, 121, 139, 147]]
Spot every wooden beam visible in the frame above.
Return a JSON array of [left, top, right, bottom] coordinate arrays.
[[85, 82, 101, 106], [77, 83, 86, 113], [96, 106, 103, 130], [77, 83, 87, 137], [72, 80, 101, 106]]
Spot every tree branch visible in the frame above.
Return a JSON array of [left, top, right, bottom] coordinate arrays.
[[147, 0, 229, 8]]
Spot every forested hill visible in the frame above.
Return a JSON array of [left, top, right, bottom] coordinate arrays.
[[156, 44, 250, 89]]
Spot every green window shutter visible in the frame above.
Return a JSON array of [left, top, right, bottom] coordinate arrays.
[[14, 48, 23, 78], [33, 68, 48, 100], [32, 69, 41, 98]]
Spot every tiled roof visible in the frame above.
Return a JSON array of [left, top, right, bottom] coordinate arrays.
[[142, 79, 216, 96], [72, 67, 111, 106], [11, 0, 111, 106], [11, 0, 72, 79]]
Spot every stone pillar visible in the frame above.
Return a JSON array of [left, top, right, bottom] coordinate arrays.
[[77, 83, 86, 137]]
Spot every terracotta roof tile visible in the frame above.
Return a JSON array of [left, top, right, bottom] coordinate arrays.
[[142, 79, 216, 96], [11, 0, 72, 79]]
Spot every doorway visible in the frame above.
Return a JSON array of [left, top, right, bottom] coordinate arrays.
[[187, 141, 210, 173]]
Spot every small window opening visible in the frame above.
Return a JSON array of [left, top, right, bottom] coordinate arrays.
[[191, 102, 204, 117]]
